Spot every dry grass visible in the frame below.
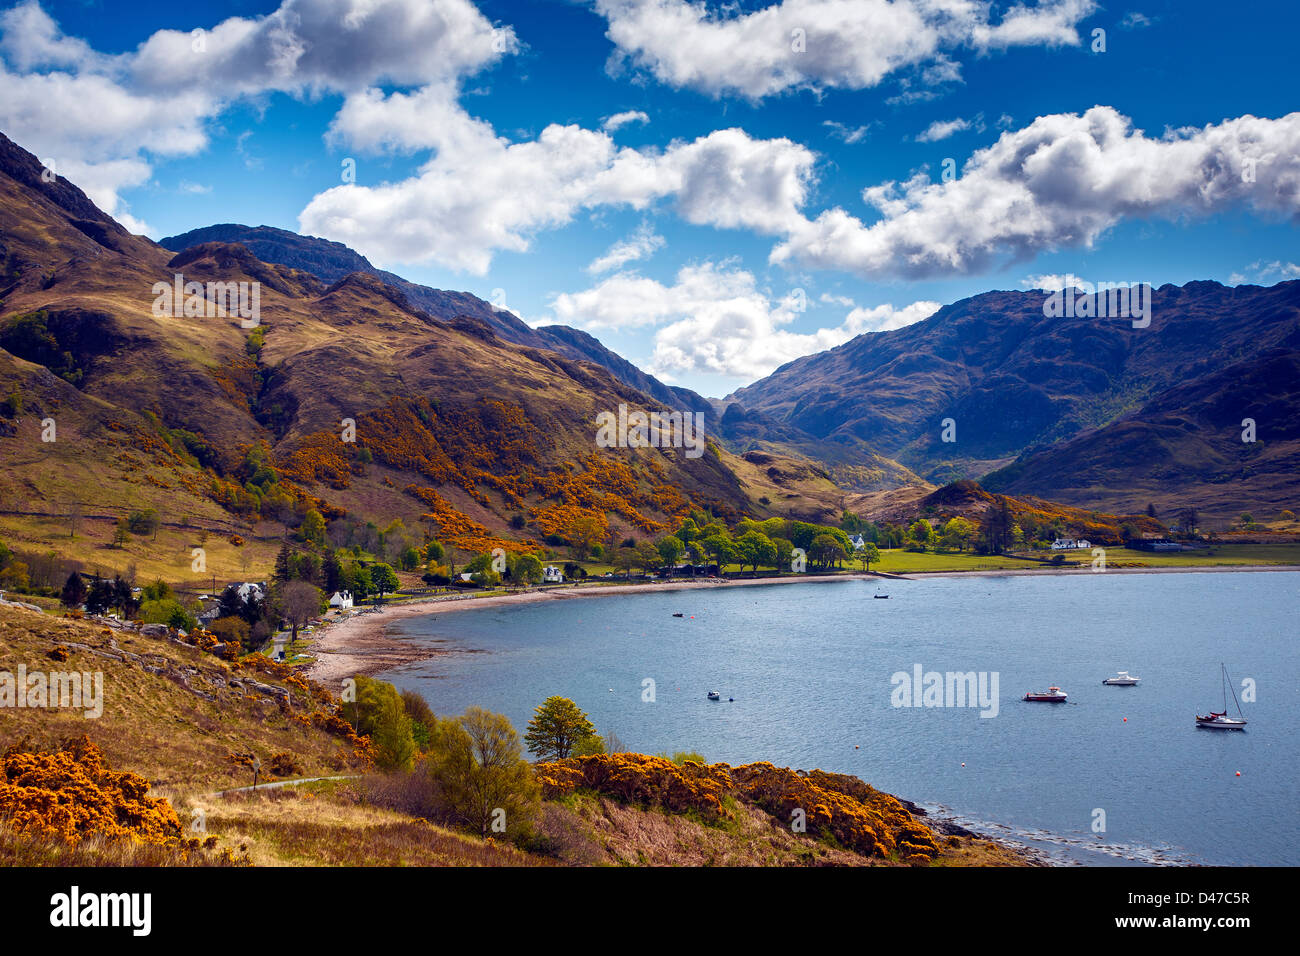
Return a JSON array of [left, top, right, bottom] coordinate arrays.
[[192, 786, 550, 867], [0, 605, 362, 792]]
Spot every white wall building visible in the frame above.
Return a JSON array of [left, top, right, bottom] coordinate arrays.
[[328, 590, 353, 610], [1050, 538, 1091, 550], [543, 565, 564, 583]]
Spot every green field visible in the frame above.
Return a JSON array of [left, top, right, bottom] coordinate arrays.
[[875, 543, 1300, 574]]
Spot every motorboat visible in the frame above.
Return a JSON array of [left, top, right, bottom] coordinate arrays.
[[1196, 664, 1247, 730], [706, 691, 721, 701], [1023, 686, 1068, 702], [1102, 671, 1141, 686]]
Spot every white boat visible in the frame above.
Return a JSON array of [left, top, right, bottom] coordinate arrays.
[[1102, 670, 1141, 686], [1023, 685, 1068, 702], [1196, 664, 1247, 730], [706, 691, 721, 701]]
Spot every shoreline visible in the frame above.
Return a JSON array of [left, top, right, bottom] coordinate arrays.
[[302, 563, 1300, 684], [299, 563, 1296, 869]]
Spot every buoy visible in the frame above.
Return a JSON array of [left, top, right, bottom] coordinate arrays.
[[1123, 717, 1127, 722], [854, 745, 859, 749], [1236, 771, 1241, 777], [961, 762, 966, 767]]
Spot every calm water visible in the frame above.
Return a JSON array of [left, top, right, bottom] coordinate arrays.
[[381, 571, 1300, 866]]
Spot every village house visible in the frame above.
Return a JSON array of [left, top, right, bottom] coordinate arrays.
[[328, 590, 353, 610], [1050, 538, 1091, 550], [542, 565, 564, 583]]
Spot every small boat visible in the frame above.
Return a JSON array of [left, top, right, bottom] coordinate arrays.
[[873, 594, 889, 599], [672, 612, 684, 617], [1023, 686, 1068, 702], [706, 691, 721, 701], [1197, 664, 1247, 730], [1102, 671, 1141, 686]]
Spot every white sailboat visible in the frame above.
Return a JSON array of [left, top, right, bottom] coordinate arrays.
[[1196, 664, 1248, 730]]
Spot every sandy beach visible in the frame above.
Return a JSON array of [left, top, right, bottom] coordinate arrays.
[[303, 563, 1300, 685]]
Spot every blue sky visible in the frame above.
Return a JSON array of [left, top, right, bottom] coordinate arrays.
[[1, 0, 1297, 397]]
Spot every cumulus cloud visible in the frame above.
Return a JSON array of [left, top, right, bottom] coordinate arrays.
[[551, 262, 937, 380], [0, 0, 513, 233], [773, 106, 1300, 279], [588, 221, 666, 273], [302, 118, 815, 271], [602, 109, 650, 132], [596, 0, 1097, 100]]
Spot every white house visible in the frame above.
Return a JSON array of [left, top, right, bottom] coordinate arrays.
[[328, 590, 353, 610], [1050, 538, 1091, 550], [847, 534, 867, 550], [236, 581, 266, 602], [543, 565, 564, 583]]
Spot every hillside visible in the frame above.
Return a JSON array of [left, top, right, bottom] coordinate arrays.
[[729, 283, 1300, 520], [0, 603, 1027, 867], [0, 128, 853, 583], [159, 222, 715, 419]]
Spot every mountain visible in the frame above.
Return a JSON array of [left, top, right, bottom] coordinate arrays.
[[159, 223, 717, 421], [0, 129, 850, 581], [728, 283, 1300, 520]]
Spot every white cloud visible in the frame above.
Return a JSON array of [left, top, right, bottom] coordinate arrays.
[[602, 109, 650, 132], [596, 0, 1097, 100], [1228, 260, 1300, 285], [0, 0, 513, 233], [915, 115, 981, 142], [773, 106, 1300, 279], [588, 221, 666, 273], [1020, 273, 1091, 291], [823, 120, 872, 144], [302, 119, 816, 272], [1119, 11, 1153, 30], [551, 261, 937, 380]]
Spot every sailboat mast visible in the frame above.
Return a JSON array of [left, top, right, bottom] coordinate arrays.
[[1226, 665, 1244, 716]]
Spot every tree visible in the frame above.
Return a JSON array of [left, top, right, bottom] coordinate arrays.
[[428, 707, 539, 838], [907, 519, 936, 550], [511, 553, 543, 585], [635, 541, 661, 575], [300, 508, 326, 546], [371, 692, 416, 772], [280, 579, 322, 643], [656, 535, 684, 569], [112, 518, 130, 549], [940, 517, 976, 552], [209, 615, 251, 651], [614, 546, 638, 579], [700, 533, 736, 569], [809, 533, 847, 569], [734, 530, 776, 574], [524, 696, 595, 761], [370, 563, 400, 601], [772, 536, 794, 571], [857, 542, 881, 571], [60, 571, 87, 608]]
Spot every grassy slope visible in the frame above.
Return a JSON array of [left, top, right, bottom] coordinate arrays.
[[0, 604, 1025, 866]]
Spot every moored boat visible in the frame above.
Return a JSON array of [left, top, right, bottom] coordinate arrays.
[[1197, 664, 1247, 730], [1023, 686, 1068, 702], [1102, 671, 1140, 686], [706, 691, 721, 701]]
